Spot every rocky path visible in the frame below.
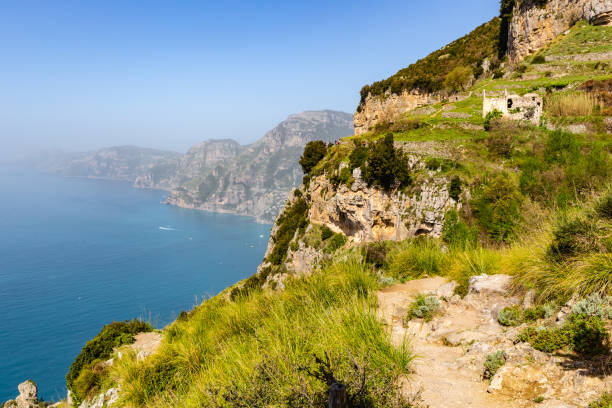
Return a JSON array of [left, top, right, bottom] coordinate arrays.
[[377, 275, 611, 408]]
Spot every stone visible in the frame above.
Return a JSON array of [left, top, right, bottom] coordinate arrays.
[[435, 281, 457, 300], [522, 290, 536, 309], [15, 380, 38, 408], [468, 274, 512, 295], [508, 0, 612, 63], [482, 89, 543, 125]]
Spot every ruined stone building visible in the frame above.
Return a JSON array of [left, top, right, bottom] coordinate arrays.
[[482, 89, 543, 125]]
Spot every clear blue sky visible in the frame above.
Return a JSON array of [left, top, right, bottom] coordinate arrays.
[[0, 0, 499, 158]]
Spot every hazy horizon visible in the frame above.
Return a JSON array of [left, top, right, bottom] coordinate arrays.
[[1, 0, 498, 161]]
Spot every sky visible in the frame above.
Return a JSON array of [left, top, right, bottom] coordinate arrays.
[[0, 0, 499, 160]]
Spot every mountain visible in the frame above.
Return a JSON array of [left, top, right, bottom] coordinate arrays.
[[29, 146, 182, 182], [139, 110, 354, 222], [7, 1, 611, 407], [32, 110, 354, 223]]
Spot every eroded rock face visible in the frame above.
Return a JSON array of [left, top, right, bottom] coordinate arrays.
[[307, 170, 455, 243], [2, 380, 39, 408], [354, 90, 441, 135], [508, 0, 612, 63]]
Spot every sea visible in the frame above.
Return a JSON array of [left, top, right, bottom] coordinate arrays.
[[0, 167, 271, 403]]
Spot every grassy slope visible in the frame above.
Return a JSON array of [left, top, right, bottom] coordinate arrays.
[[71, 22, 611, 408]]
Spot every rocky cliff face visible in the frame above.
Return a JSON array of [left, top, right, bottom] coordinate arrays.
[[508, 0, 612, 63], [163, 111, 354, 223], [353, 90, 440, 135]]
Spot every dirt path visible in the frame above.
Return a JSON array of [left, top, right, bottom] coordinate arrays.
[[377, 275, 610, 408]]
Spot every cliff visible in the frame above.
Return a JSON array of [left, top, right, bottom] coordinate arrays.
[[507, 0, 612, 63], [162, 110, 354, 223]]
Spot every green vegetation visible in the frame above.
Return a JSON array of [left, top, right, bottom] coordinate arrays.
[[299, 141, 328, 176], [267, 198, 310, 265], [111, 257, 414, 407], [589, 391, 612, 408], [359, 18, 501, 103], [66, 320, 152, 405], [483, 350, 506, 380], [362, 134, 411, 191], [386, 238, 450, 280], [443, 66, 473, 92], [497, 306, 521, 326], [405, 294, 441, 322], [484, 109, 503, 131]]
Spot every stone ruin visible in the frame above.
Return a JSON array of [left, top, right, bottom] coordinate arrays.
[[482, 89, 543, 125]]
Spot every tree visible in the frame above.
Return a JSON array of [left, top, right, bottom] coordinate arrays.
[[363, 133, 411, 190], [443, 65, 473, 92], [299, 141, 328, 175]]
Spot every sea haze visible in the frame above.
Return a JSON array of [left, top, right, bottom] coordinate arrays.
[[0, 167, 271, 403]]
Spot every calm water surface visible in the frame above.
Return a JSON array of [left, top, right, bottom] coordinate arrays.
[[0, 167, 270, 402]]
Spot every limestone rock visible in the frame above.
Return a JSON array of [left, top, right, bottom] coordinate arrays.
[[354, 90, 441, 134], [508, 0, 612, 63], [522, 290, 536, 309], [2, 380, 40, 408], [468, 274, 512, 295], [436, 281, 457, 300]]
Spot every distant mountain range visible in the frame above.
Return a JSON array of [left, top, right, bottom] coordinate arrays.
[[32, 110, 354, 223]]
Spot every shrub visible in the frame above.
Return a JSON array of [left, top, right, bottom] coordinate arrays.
[[348, 143, 368, 171], [386, 238, 450, 279], [299, 141, 328, 175], [486, 133, 516, 158], [406, 294, 440, 322], [547, 215, 599, 260], [66, 319, 152, 405], [442, 210, 478, 249], [483, 350, 506, 379], [364, 242, 387, 268], [571, 293, 612, 320], [567, 314, 609, 357], [523, 306, 546, 321], [267, 198, 309, 265], [484, 109, 503, 131], [531, 54, 546, 64], [325, 232, 347, 254], [498, 306, 521, 326], [321, 226, 334, 241], [443, 65, 473, 92], [449, 176, 462, 202], [472, 173, 523, 243], [362, 133, 411, 191]]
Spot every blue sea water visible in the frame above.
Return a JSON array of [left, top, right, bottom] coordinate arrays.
[[0, 167, 271, 403]]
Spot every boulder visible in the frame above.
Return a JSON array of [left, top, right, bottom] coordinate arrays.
[[468, 274, 512, 295], [435, 280, 457, 300]]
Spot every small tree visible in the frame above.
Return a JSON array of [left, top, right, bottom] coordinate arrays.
[[363, 133, 410, 190], [443, 65, 473, 92], [299, 141, 328, 175]]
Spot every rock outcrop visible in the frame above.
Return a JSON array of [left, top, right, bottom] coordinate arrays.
[[354, 90, 440, 135], [508, 0, 612, 63], [2, 380, 41, 408]]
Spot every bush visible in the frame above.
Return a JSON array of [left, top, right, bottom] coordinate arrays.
[[362, 133, 411, 191], [486, 133, 516, 158], [442, 210, 478, 249], [547, 215, 599, 260], [66, 319, 152, 405], [484, 109, 503, 131], [364, 242, 387, 269], [299, 141, 328, 175], [483, 350, 506, 379], [325, 233, 347, 254], [386, 239, 450, 279], [498, 306, 521, 326], [321, 226, 334, 241], [406, 294, 440, 322], [449, 176, 462, 201], [568, 314, 609, 357], [443, 65, 473, 92], [571, 294, 612, 320], [596, 190, 612, 219], [531, 54, 546, 64], [472, 173, 523, 243], [267, 198, 310, 265], [348, 143, 368, 171], [523, 306, 546, 321]]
